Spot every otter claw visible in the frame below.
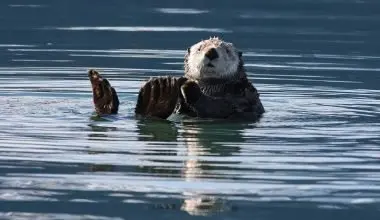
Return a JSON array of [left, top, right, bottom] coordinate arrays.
[[88, 69, 100, 81], [135, 76, 183, 119], [87, 69, 119, 115]]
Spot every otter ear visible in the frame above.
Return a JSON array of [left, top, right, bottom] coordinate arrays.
[[187, 47, 191, 53], [238, 51, 243, 58]]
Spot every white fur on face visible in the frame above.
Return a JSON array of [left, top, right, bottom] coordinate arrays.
[[186, 37, 240, 79]]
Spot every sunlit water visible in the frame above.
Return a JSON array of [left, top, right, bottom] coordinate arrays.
[[0, 1, 380, 219]]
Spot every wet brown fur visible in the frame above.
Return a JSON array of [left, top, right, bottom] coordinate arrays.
[[88, 70, 119, 115], [134, 76, 187, 119]]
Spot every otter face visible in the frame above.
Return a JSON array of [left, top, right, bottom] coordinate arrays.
[[185, 37, 242, 80]]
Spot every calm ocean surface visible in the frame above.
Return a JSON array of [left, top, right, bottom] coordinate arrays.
[[0, 0, 380, 219]]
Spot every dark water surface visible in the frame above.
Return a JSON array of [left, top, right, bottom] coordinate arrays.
[[1, 0, 380, 219]]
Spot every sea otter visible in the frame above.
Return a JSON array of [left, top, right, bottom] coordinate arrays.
[[88, 37, 264, 121]]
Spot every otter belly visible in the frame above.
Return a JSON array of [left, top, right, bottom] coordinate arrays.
[[185, 79, 264, 120]]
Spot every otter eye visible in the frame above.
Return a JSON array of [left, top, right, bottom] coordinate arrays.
[[226, 48, 230, 55]]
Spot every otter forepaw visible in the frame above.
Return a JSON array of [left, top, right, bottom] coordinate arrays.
[[88, 69, 119, 115], [135, 76, 183, 119], [180, 80, 202, 105]]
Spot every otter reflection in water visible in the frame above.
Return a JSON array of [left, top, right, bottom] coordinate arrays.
[[85, 118, 248, 215], [135, 119, 250, 216], [87, 123, 117, 173]]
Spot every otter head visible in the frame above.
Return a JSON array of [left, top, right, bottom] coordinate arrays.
[[184, 37, 243, 80]]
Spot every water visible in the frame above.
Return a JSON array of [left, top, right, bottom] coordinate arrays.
[[0, 0, 380, 219]]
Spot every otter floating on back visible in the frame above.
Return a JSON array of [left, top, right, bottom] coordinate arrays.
[[88, 37, 265, 121]]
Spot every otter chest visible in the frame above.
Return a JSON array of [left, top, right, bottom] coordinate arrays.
[[197, 79, 245, 97]]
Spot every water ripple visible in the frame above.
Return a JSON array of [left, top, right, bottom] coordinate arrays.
[[46, 26, 231, 33], [155, 8, 209, 15]]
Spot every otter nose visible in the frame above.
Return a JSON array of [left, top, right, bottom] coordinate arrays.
[[205, 48, 219, 60]]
